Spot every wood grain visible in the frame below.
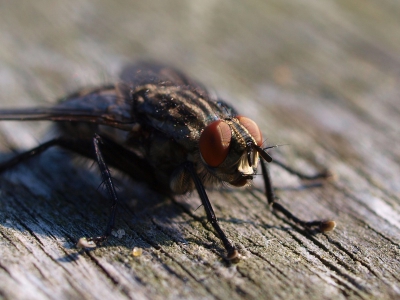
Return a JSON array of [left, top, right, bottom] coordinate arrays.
[[0, 1, 399, 299]]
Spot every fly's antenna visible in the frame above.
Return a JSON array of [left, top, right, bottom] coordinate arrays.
[[262, 143, 290, 151], [256, 144, 290, 163], [253, 144, 272, 162]]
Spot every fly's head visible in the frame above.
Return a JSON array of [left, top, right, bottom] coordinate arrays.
[[199, 116, 272, 187]]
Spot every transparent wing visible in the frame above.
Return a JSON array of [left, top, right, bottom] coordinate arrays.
[[0, 84, 135, 130]]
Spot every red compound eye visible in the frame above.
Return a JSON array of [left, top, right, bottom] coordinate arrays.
[[199, 120, 232, 167], [236, 116, 262, 146]]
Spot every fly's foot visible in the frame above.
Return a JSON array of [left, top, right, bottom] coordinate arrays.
[[76, 237, 97, 249], [226, 248, 240, 263], [271, 202, 336, 233], [314, 170, 336, 182], [318, 220, 336, 232], [76, 236, 108, 249], [304, 220, 336, 232]]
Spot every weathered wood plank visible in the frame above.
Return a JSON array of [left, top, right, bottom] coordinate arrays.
[[0, 1, 399, 299]]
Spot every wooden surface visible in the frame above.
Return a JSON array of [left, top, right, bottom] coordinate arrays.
[[0, 1, 399, 299]]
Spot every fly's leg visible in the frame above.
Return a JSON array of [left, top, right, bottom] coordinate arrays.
[[0, 138, 64, 172], [84, 134, 119, 245], [272, 157, 331, 180], [185, 162, 238, 261], [260, 159, 336, 232]]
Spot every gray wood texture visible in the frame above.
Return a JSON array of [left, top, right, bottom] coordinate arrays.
[[0, 1, 399, 299]]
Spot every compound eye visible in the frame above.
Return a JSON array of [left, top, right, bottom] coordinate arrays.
[[199, 120, 232, 167], [237, 116, 262, 146]]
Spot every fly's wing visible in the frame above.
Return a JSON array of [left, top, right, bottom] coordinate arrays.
[[120, 62, 210, 95], [122, 63, 238, 117], [0, 84, 135, 130]]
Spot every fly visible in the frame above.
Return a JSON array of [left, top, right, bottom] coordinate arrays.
[[0, 63, 335, 260]]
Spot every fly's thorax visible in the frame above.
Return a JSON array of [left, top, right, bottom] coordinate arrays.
[[130, 83, 239, 154], [198, 116, 263, 187]]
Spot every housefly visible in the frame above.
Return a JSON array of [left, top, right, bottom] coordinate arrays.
[[0, 63, 335, 260]]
